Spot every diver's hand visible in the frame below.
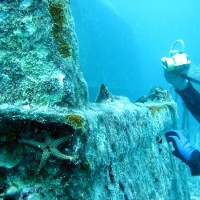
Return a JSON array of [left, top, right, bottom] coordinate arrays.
[[164, 69, 188, 91], [165, 130, 196, 163]]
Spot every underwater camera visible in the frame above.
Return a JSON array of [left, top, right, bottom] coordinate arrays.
[[161, 40, 191, 72], [162, 40, 200, 85]]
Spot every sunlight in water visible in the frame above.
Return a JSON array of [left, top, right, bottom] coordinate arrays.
[[100, 0, 123, 18]]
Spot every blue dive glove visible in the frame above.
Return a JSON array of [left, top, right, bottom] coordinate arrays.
[[165, 130, 196, 164]]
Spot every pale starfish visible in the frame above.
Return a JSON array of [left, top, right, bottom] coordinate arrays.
[[20, 133, 73, 171]]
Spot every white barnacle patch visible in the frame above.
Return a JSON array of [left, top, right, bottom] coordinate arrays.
[[22, 105, 30, 110], [59, 74, 65, 86], [20, 0, 33, 8]]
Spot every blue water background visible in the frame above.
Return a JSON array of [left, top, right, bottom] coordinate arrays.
[[71, 0, 200, 103]]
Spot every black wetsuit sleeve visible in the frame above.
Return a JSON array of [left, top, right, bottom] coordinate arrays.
[[176, 82, 200, 123], [176, 82, 200, 175], [189, 150, 200, 176]]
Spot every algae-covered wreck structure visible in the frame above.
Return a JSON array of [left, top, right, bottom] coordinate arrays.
[[0, 0, 190, 199]]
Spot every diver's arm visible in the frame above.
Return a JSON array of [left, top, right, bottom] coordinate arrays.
[[189, 150, 200, 176], [166, 130, 200, 176], [176, 82, 200, 123]]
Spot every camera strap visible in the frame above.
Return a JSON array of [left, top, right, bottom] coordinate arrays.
[[181, 74, 200, 85]]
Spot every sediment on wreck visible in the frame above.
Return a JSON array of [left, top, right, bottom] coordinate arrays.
[[0, 0, 88, 108], [0, 1, 190, 200]]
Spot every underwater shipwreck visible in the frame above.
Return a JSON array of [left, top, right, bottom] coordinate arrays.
[[0, 1, 190, 200]]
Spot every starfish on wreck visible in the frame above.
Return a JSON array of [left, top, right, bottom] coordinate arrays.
[[20, 133, 73, 171]]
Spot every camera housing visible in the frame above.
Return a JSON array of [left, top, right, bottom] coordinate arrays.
[[162, 53, 191, 72]]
